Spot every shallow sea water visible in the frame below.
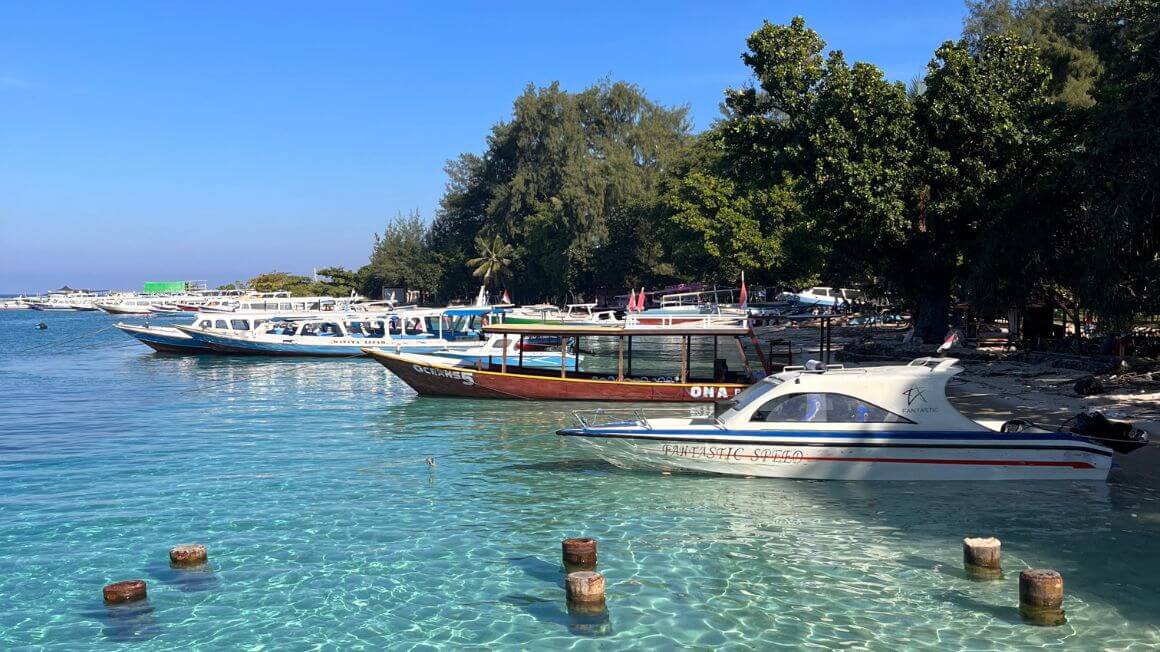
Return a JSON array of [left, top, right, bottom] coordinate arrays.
[[2, 311, 1160, 650]]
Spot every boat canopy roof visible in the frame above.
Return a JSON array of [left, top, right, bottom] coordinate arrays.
[[443, 307, 491, 317], [483, 323, 751, 337]]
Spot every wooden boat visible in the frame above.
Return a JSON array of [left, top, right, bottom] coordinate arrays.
[[365, 323, 770, 401]]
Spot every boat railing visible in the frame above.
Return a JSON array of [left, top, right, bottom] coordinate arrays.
[[624, 313, 748, 328], [572, 405, 716, 429]]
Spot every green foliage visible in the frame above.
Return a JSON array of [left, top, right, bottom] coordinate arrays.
[[240, 269, 355, 297], [337, 7, 1157, 334], [1080, 0, 1160, 322], [314, 267, 358, 296], [963, 0, 1103, 107], [247, 271, 315, 296], [430, 79, 691, 301], [466, 234, 515, 288], [359, 210, 441, 301]]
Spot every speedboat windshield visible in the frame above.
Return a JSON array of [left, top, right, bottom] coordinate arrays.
[[714, 376, 783, 418]]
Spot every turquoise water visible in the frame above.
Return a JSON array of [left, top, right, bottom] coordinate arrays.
[[2, 310, 1160, 649]]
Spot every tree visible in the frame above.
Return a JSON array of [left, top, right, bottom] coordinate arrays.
[[1080, 0, 1160, 324], [668, 18, 915, 292], [430, 79, 690, 301], [466, 234, 515, 290], [247, 271, 315, 296], [963, 0, 1102, 107], [314, 267, 358, 296], [358, 211, 441, 301], [907, 34, 1056, 339]]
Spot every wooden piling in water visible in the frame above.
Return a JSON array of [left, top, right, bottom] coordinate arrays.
[[170, 544, 208, 567], [103, 580, 147, 604], [1019, 569, 1066, 626], [962, 536, 1001, 580], [562, 537, 597, 572], [565, 571, 605, 604]]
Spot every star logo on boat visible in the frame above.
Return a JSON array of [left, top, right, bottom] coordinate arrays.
[[903, 386, 927, 406]]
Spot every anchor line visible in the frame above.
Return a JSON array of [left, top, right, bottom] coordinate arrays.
[[5, 324, 118, 355]]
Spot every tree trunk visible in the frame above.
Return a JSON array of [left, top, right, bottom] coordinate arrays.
[[914, 284, 951, 345]]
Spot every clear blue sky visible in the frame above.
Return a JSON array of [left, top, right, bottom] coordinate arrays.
[[0, 1, 967, 292]]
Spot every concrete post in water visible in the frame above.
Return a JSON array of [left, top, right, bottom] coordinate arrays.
[[103, 580, 147, 604], [962, 537, 1001, 580], [562, 537, 597, 572], [565, 571, 605, 604], [170, 544, 208, 567], [1019, 569, 1066, 626]]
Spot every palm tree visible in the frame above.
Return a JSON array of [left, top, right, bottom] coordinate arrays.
[[466, 234, 515, 290]]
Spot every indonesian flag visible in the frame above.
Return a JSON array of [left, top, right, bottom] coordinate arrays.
[[501, 290, 510, 304], [626, 289, 637, 312], [739, 272, 748, 309], [638, 288, 646, 311]]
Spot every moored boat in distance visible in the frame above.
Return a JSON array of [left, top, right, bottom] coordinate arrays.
[[499, 303, 621, 326], [633, 289, 748, 326], [557, 357, 1149, 481]]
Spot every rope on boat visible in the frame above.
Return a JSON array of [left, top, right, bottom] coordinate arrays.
[[6, 324, 118, 355]]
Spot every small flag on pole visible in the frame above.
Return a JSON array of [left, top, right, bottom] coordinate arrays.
[[626, 289, 637, 313], [638, 288, 646, 311], [739, 272, 748, 309], [501, 290, 511, 304]]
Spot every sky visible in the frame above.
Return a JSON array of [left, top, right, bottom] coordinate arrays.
[[0, 1, 968, 292]]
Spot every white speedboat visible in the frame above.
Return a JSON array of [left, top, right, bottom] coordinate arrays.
[[558, 357, 1148, 481], [777, 286, 863, 309]]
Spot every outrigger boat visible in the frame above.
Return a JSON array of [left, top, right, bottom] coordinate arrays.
[[175, 307, 492, 357], [365, 322, 769, 401], [115, 313, 276, 353], [557, 357, 1149, 481]]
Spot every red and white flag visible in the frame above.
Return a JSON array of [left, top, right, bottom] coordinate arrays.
[[638, 288, 646, 311], [626, 289, 637, 312], [501, 290, 511, 304], [739, 272, 748, 309]]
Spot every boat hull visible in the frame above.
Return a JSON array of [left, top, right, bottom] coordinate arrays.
[[97, 304, 153, 315], [116, 324, 211, 353], [367, 351, 747, 401], [558, 429, 1114, 481], [178, 327, 478, 357]]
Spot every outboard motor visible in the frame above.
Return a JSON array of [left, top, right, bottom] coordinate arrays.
[[1068, 411, 1150, 454]]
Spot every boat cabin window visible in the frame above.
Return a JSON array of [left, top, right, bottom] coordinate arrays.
[[198, 320, 213, 329], [214, 319, 228, 329], [751, 393, 911, 423], [230, 319, 249, 330], [301, 322, 343, 337], [271, 322, 298, 336]]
